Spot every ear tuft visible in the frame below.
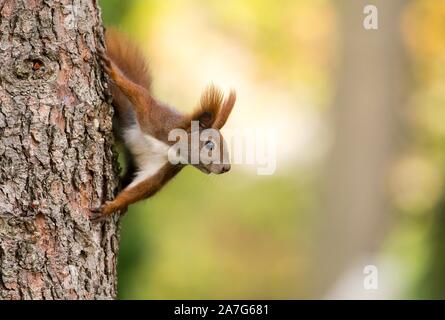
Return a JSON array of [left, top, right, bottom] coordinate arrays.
[[213, 89, 236, 129], [200, 84, 224, 116]]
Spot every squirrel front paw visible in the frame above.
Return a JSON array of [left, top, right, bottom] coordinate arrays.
[[97, 48, 115, 77], [90, 201, 116, 221]]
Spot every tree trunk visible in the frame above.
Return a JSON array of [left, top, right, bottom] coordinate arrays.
[[0, 0, 120, 299], [313, 0, 408, 297]]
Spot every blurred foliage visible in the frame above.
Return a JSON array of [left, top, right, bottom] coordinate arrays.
[[118, 169, 314, 299], [100, 0, 132, 26], [381, 0, 445, 299], [205, 0, 335, 98], [398, 0, 445, 299]]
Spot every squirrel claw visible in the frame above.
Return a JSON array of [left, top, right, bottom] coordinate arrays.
[[97, 48, 113, 73], [90, 205, 108, 222], [90, 201, 121, 222]]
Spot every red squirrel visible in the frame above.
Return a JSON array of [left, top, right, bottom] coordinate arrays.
[[91, 29, 236, 220]]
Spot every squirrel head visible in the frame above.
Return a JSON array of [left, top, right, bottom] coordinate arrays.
[[184, 85, 236, 174]]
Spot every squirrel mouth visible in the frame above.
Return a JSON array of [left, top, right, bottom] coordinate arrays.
[[199, 167, 211, 175]]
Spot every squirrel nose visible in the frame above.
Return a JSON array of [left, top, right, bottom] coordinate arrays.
[[221, 164, 231, 173]]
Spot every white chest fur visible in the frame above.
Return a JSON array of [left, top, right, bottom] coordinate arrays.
[[123, 125, 170, 187]]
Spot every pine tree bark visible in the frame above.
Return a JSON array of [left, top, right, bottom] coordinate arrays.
[[0, 0, 120, 299]]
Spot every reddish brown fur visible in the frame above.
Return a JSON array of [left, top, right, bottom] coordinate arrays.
[[213, 90, 236, 129], [99, 163, 183, 215], [106, 28, 151, 90]]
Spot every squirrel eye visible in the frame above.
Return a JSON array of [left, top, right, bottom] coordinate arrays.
[[204, 141, 215, 150]]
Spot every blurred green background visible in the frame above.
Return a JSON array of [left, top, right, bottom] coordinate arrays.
[[99, 0, 445, 299]]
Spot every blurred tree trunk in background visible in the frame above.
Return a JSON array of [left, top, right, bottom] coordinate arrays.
[[313, 0, 408, 297], [0, 0, 120, 299]]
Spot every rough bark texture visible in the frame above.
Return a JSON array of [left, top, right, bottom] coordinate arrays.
[[0, 0, 120, 299]]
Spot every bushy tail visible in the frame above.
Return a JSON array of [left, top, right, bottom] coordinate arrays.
[[105, 27, 152, 91]]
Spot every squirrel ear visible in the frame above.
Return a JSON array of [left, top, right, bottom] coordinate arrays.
[[213, 90, 236, 129], [196, 111, 214, 128], [191, 84, 224, 129]]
